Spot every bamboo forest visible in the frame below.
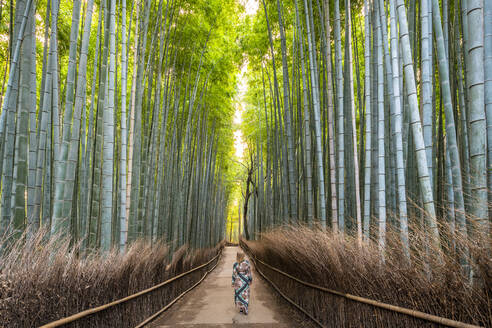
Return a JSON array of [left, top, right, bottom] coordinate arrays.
[[0, 0, 490, 326]]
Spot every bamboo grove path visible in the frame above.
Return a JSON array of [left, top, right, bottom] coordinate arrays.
[[149, 246, 296, 328]]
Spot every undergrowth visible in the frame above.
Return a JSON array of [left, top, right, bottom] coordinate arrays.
[[242, 224, 491, 327], [0, 232, 222, 327]]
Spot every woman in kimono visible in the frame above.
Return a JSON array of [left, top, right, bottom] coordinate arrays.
[[231, 251, 253, 314]]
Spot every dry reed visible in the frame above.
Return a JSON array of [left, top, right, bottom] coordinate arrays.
[[242, 222, 491, 327], [0, 231, 222, 327]]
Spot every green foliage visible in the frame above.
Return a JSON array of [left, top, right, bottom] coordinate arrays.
[[0, 0, 248, 249]]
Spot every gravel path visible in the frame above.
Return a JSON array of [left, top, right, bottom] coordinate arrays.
[[149, 246, 296, 328]]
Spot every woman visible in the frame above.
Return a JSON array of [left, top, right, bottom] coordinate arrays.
[[231, 251, 253, 314]]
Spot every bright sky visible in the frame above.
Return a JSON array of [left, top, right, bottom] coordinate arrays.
[[233, 0, 258, 160], [233, 63, 249, 159], [242, 0, 259, 16], [228, 1, 260, 238]]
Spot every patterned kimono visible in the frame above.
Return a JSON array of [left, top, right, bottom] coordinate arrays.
[[232, 260, 253, 314]]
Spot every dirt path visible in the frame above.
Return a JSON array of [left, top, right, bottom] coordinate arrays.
[[149, 246, 296, 328]]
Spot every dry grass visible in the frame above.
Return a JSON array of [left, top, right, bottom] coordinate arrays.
[[0, 231, 222, 327], [242, 223, 491, 327]]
